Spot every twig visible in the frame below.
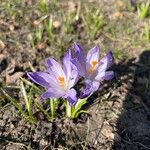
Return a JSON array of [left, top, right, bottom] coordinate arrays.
[[92, 118, 104, 146], [0, 137, 28, 149]]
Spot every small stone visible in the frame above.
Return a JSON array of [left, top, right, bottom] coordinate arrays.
[[40, 138, 48, 146], [9, 25, 15, 31], [0, 120, 5, 126], [33, 20, 40, 26], [53, 20, 61, 28], [3, 110, 11, 120], [10, 123, 14, 129], [0, 40, 5, 49], [101, 125, 115, 140]]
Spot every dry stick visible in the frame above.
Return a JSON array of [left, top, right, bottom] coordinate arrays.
[[0, 137, 29, 149], [101, 31, 130, 42], [42, 143, 51, 150], [136, 142, 150, 150], [122, 139, 150, 150], [91, 117, 105, 147]]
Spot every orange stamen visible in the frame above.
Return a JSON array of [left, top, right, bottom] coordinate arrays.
[[58, 76, 65, 87], [92, 60, 98, 67], [88, 60, 98, 75]]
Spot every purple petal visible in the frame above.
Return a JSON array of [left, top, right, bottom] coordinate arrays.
[[41, 87, 65, 99], [80, 80, 94, 98], [101, 51, 114, 69], [73, 43, 85, 61], [86, 46, 100, 65], [92, 81, 100, 91], [27, 72, 50, 88], [95, 71, 114, 81], [80, 80, 100, 99], [96, 51, 114, 75], [68, 68, 79, 88], [72, 58, 86, 77], [63, 50, 79, 87], [65, 88, 77, 106], [73, 43, 86, 74], [130, 0, 136, 6], [27, 71, 61, 90], [64, 49, 72, 61], [46, 58, 66, 79], [103, 71, 114, 80], [94, 71, 105, 81], [63, 49, 72, 81]]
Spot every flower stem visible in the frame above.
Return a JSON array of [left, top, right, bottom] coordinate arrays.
[[50, 99, 55, 119], [66, 101, 72, 118]]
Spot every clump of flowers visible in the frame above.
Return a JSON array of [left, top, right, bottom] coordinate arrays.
[[27, 43, 114, 118]]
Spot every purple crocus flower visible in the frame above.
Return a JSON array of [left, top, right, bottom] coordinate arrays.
[[27, 50, 78, 106], [72, 43, 114, 98], [130, 0, 137, 6]]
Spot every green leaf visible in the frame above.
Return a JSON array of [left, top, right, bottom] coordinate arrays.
[[1, 89, 26, 117], [75, 98, 87, 110], [20, 77, 42, 95], [49, 98, 58, 119], [137, 1, 150, 19], [34, 99, 51, 121], [20, 81, 30, 112], [71, 98, 87, 118], [74, 110, 88, 118]]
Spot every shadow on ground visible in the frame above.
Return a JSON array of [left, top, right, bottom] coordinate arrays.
[[112, 50, 150, 149]]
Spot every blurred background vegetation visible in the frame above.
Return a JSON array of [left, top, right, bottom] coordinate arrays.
[[0, 0, 149, 61]]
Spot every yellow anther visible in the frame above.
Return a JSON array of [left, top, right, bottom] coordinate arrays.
[[88, 60, 98, 75], [92, 60, 98, 67], [58, 76, 65, 87]]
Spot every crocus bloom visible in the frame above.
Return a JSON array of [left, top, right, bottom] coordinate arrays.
[[27, 50, 78, 106], [130, 0, 137, 6], [73, 43, 114, 98]]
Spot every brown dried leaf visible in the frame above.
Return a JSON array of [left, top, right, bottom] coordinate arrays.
[[101, 125, 115, 140], [68, 1, 76, 13], [6, 72, 24, 85], [6, 59, 16, 74], [109, 12, 124, 20], [0, 54, 6, 59], [37, 42, 46, 50], [117, 0, 124, 7], [0, 40, 5, 49]]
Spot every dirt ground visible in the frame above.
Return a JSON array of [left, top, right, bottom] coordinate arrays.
[[0, 0, 150, 149]]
